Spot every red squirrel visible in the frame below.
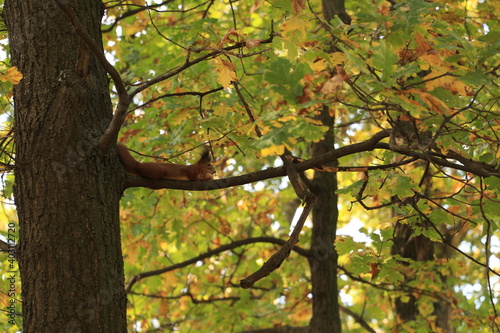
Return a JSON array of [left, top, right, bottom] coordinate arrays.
[[117, 143, 216, 181]]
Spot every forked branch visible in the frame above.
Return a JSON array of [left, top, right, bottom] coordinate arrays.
[[240, 155, 317, 288]]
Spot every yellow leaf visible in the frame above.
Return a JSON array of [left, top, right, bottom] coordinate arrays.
[[270, 120, 283, 128], [329, 52, 346, 65], [310, 58, 328, 72], [423, 70, 470, 96], [280, 18, 308, 41], [159, 241, 169, 251], [293, 308, 312, 321], [404, 88, 451, 114], [278, 115, 297, 122], [213, 58, 237, 88], [171, 108, 193, 125], [307, 118, 325, 125], [261, 145, 285, 157], [1, 67, 23, 85]]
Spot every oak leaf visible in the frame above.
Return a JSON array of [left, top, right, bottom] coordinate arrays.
[[0, 67, 23, 85], [213, 58, 237, 88], [220, 28, 241, 45], [244, 38, 263, 49], [320, 74, 344, 94]]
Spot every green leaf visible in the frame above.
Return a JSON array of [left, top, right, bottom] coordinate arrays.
[[264, 58, 310, 103], [459, 70, 492, 86], [388, 173, 419, 199], [378, 260, 405, 285], [336, 236, 363, 255], [421, 227, 442, 242], [429, 209, 455, 226], [336, 179, 364, 197], [371, 40, 398, 82]]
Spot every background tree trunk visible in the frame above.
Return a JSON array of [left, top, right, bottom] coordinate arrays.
[[308, 105, 341, 333], [322, 0, 351, 24], [307, 2, 350, 331], [4, 1, 127, 331]]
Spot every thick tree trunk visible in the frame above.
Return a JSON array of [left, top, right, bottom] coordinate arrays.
[[322, 0, 351, 24], [392, 202, 458, 332], [306, 2, 348, 331], [4, 1, 127, 332], [308, 105, 341, 333], [391, 218, 433, 322]]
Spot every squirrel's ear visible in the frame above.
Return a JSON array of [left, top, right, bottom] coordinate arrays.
[[200, 146, 212, 163]]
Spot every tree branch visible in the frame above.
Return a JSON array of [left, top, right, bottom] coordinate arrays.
[[55, 0, 131, 150], [376, 143, 500, 177], [339, 305, 376, 333], [123, 130, 391, 190], [240, 196, 316, 288], [239, 154, 318, 288], [125, 236, 311, 293], [102, 0, 213, 34], [128, 32, 280, 98], [239, 326, 309, 333], [128, 87, 224, 114], [122, 130, 499, 191]]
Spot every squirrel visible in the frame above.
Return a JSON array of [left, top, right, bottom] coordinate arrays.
[[117, 143, 216, 181], [389, 117, 435, 151]]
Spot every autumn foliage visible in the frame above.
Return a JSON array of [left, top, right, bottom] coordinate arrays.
[[1, 0, 499, 332]]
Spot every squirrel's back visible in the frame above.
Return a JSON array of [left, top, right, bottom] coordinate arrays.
[[117, 143, 215, 181]]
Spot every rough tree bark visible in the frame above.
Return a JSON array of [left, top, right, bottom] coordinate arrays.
[[308, 104, 341, 333], [4, 1, 127, 332], [307, 1, 350, 332], [322, 0, 351, 25]]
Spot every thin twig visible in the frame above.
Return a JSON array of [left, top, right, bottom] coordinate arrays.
[[232, 81, 262, 137]]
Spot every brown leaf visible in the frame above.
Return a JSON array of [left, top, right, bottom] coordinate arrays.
[[220, 28, 241, 45], [320, 74, 344, 94], [292, 0, 306, 14], [244, 38, 263, 49], [370, 263, 381, 281]]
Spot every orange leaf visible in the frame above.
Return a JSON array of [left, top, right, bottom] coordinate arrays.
[[1, 67, 23, 85], [298, 81, 312, 104], [219, 218, 231, 235], [414, 33, 433, 55], [418, 92, 450, 115], [370, 263, 381, 281]]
